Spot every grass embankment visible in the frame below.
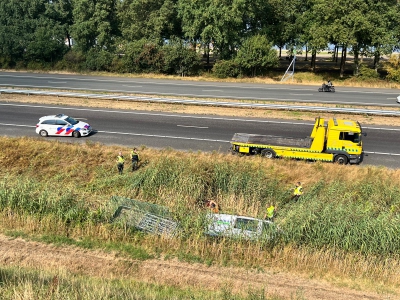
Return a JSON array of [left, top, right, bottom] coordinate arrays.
[[1, 266, 266, 300], [0, 136, 399, 298]]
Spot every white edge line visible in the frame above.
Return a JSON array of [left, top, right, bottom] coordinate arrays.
[[1, 123, 400, 155]]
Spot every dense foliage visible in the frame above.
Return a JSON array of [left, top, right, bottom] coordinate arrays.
[[1, 0, 400, 78]]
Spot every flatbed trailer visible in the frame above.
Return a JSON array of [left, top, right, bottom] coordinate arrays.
[[231, 117, 364, 165]]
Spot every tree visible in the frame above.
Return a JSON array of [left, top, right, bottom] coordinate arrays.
[[71, 0, 119, 52], [118, 0, 182, 43], [178, 0, 248, 59], [262, 0, 301, 58], [0, 0, 67, 64], [45, 0, 73, 48], [308, 0, 400, 77], [25, 17, 68, 62], [234, 35, 278, 77]]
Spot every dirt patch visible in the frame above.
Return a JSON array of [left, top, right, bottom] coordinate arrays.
[[0, 234, 393, 300]]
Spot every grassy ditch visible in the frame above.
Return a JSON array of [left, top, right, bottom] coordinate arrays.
[[0, 136, 399, 295]]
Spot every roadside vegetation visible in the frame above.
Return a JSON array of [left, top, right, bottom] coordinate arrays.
[[0, 265, 276, 300], [2, 0, 400, 83], [0, 136, 399, 298]]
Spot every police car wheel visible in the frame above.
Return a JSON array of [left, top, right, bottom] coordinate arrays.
[[39, 130, 48, 137], [72, 131, 81, 138]]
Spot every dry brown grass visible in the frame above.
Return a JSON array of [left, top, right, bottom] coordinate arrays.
[[2, 136, 400, 193], [1, 136, 400, 298]]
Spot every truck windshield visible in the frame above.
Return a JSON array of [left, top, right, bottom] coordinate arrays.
[[339, 132, 360, 143]]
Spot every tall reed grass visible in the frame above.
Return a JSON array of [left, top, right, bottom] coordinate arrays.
[[0, 137, 399, 290]]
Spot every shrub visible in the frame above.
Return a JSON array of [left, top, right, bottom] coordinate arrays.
[[357, 64, 380, 80], [385, 54, 400, 82], [161, 38, 201, 76], [0, 55, 13, 68], [58, 50, 86, 71], [122, 39, 164, 73], [110, 56, 128, 73], [26, 61, 50, 71], [212, 60, 240, 78], [85, 49, 114, 72]]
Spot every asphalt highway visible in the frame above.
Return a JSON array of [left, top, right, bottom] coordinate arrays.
[[1, 71, 400, 106], [1, 102, 400, 169]]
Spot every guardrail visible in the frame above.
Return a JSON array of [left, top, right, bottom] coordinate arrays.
[[1, 88, 400, 116]]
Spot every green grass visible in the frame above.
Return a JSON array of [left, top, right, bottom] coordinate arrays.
[[0, 136, 399, 295]]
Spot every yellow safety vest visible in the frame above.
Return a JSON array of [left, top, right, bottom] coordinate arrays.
[[130, 151, 139, 161], [294, 186, 303, 196], [266, 205, 275, 219], [117, 155, 125, 164]]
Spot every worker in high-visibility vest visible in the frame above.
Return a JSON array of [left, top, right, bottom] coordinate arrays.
[[291, 182, 303, 201], [116, 152, 125, 175], [130, 148, 140, 171], [264, 204, 275, 221]]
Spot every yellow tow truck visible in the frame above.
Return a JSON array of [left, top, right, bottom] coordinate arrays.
[[231, 117, 364, 165]]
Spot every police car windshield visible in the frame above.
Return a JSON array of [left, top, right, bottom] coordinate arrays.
[[64, 116, 78, 125]]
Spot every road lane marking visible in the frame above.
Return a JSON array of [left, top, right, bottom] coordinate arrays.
[[47, 81, 67, 84], [2, 85, 400, 106], [364, 151, 400, 156], [3, 73, 400, 97], [97, 130, 228, 142], [1, 123, 400, 156], [0, 123, 35, 128], [0, 123, 228, 142], [202, 89, 224, 92], [122, 85, 143, 88], [2, 103, 400, 130], [290, 94, 314, 96], [177, 125, 208, 129]]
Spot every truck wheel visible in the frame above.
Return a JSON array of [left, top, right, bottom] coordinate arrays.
[[261, 149, 276, 159], [334, 154, 348, 165]]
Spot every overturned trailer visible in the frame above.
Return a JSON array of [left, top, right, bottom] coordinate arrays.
[[109, 196, 179, 237]]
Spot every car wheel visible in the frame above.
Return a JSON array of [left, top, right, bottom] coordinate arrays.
[[334, 154, 348, 165], [261, 149, 276, 159], [72, 130, 81, 138], [39, 130, 48, 137]]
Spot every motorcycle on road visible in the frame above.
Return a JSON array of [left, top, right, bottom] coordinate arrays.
[[318, 82, 335, 93]]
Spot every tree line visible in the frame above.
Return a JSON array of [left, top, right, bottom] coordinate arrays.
[[1, 0, 400, 79]]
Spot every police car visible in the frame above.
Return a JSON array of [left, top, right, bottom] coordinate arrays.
[[35, 114, 92, 138]]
